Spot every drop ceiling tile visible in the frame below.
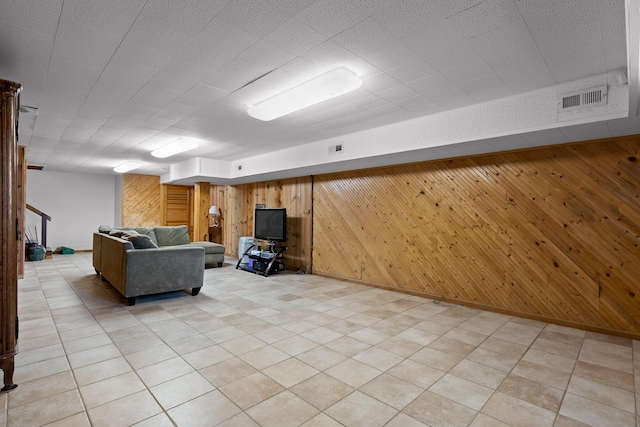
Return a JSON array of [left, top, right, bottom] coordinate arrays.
[[395, 95, 437, 112], [408, 73, 454, 96], [301, 39, 380, 78], [371, 0, 444, 38], [456, 74, 506, 96], [178, 17, 259, 70], [362, 73, 403, 93], [516, 0, 606, 83], [443, 60, 495, 86], [51, 19, 121, 71], [432, 0, 485, 17], [263, 18, 327, 55], [402, 20, 482, 72], [0, 60, 47, 107], [295, 0, 369, 38], [599, 0, 627, 72], [332, 18, 398, 56], [174, 84, 229, 109], [0, 23, 53, 68], [385, 59, 438, 84], [496, 60, 556, 93], [61, 0, 145, 37], [362, 39, 421, 72], [129, 82, 182, 109], [448, 0, 522, 39], [425, 86, 476, 110], [0, 0, 63, 35], [62, 127, 98, 143], [468, 19, 543, 73], [136, 0, 227, 38], [377, 85, 421, 104], [115, 20, 193, 70], [216, 0, 292, 38], [88, 127, 131, 145], [272, 0, 316, 15], [149, 59, 213, 93]]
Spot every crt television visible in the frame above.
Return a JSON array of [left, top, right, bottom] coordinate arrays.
[[254, 208, 287, 242]]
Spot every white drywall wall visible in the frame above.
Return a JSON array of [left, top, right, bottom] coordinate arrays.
[[26, 170, 116, 251]]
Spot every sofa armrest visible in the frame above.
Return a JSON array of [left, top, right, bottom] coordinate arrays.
[[124, 246, 205, 298]]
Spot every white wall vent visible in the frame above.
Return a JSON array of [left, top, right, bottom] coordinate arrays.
[[558, 85, 607, 112]]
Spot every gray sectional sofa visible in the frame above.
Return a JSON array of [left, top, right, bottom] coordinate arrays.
[[93, 225, 225, 305]]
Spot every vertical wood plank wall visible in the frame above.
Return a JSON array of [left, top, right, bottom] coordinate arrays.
[[313, 136, 640, 337], [122, 174, 161, 226], [210, 177, 313, 272]]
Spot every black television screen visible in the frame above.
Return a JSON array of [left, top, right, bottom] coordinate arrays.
[[254, 208, 287, 242]]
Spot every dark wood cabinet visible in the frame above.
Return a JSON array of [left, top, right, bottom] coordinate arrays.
[[1, 78, 22, 392]]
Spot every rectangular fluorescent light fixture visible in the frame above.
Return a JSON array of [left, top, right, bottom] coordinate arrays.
[[151, 139, 199, 158], [113, 161, 142, 173], [247, 68, 363, 121]]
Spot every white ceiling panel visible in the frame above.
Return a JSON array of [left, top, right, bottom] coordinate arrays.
[[295, 0, 369, 38], [0, 0, 63, 35], [0, 0, 634, 177], [60, 0, 146, 37], [216, 0, 291, 38], [402, 21, 482, 73], [516, 0, 606, 83], [371, 0, 444, 38], [386, 60, 438, 84], [449, 0, 521, 39], [332, 18, 397, 56], [262, 19, 326, 56]]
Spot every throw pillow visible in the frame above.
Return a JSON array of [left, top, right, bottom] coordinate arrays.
[[98, 225, 113, 234], [109, 229, 126, 237], [128, 234, 158, 249]]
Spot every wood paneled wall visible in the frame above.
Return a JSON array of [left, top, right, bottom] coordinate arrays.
[[122, 174, 161, 226], [313, 136, 640, 337], [211, 177, 313, 271]]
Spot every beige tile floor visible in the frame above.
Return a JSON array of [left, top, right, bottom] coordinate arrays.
[[2, 253, 639, 427]]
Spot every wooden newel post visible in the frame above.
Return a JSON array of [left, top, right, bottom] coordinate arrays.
[[1, 78, 21, 392]]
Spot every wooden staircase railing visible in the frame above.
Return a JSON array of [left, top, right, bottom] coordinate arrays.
[[26, 204, 51, 249]]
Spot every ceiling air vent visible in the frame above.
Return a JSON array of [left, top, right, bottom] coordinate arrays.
[[558, 85, 607, 112]]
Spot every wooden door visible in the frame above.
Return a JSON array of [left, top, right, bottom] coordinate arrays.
[[1, 78, 21, 391], [161, 184, 194, 240]]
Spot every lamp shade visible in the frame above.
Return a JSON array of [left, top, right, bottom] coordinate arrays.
[[209, 206, 220, 216]]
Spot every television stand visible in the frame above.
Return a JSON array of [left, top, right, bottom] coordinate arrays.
[[236, 244, 286, 277]]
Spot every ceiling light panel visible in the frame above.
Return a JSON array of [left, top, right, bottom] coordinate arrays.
[[247, 68, 363, 121], [151, 139, 199, 158], [113, 161, 143, 173]]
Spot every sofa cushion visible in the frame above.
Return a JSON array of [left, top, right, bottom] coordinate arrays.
[[154, 225, 190, 246], [120, 227, 158, 245], [184, 241, 225, 254]]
